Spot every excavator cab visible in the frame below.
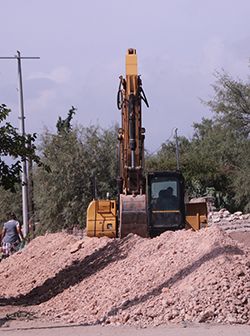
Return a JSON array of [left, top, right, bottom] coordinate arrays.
[[147, 171, 186, 237]]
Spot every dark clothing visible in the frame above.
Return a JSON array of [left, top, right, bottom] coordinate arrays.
[[157, 190, 179, 210], [2, 220, 21, 244]]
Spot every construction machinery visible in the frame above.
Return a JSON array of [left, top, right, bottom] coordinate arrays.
[[86, 49, 207, 238]]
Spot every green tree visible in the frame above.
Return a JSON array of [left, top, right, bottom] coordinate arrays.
[[33, 122, 117, 233], [203, 70, 250, 211], [205, 71, 250, 137], [56, 106, 76, 134], [145, 67, 250, 212], [0, 104, 40, 191], [231, 141, 250, 212], [186, 119, 241, 208], [145, 136, 191, 173], [0, 185, 22, 224]]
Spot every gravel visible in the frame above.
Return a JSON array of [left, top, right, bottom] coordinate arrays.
[[0, 226, 249, 327]]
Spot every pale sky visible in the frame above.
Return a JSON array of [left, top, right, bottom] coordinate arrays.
[[0, 0, 249, 152]]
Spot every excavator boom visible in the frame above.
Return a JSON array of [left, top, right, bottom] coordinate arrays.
[[117, 48, 148, 196], [117, 49, 149, 238]]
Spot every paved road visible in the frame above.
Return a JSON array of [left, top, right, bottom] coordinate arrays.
[[0, 323, 249, 336]]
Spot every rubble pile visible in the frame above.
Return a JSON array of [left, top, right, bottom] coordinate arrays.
[[0, 227, 249, 327], [209, 209, 250, 232], [0, 232, 109, 298]]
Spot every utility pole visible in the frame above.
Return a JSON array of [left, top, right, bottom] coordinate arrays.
[[0, 51, 40, 237], [27, 139, 35, 232], [175, 128, 180, 170]]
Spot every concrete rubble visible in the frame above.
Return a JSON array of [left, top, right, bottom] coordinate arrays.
[[209, 209, 250, 232], [0, 225, 249, 327]]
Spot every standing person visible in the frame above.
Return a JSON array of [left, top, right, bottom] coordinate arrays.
[[1, 212, 24, 258]]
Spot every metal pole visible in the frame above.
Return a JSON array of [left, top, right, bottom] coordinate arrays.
[[27, 139, 34, 232], [16, 51, 29, 237], [0, 52, 40, 237], [175, 128, 180, 170]]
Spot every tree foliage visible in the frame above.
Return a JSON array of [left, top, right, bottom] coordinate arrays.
[[205, 71, 250, 137], [0, 104, 40, 191], [202, 71, 250, 211], [146, 69, 250, 212], [0, 185, 22, 224], [33, 116, 118, 233], [56, 106, 76, 134]]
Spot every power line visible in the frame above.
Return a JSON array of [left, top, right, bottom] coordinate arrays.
[[146, 127, 176, 157]]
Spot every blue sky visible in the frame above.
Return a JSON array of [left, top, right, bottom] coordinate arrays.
[[0, 0, 249, 151]]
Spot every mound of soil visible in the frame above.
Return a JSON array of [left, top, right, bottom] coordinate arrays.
[[0, 227, 249, 327]]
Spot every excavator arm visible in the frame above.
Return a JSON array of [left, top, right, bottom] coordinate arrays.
[[117, 48, 148, 196], [117, 49, 149, 238], [86, 48, 149, 238]]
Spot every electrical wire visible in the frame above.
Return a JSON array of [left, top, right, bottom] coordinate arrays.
[[146, 127, 176, 157]]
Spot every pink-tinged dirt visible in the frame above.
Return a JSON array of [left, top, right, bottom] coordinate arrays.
[[0, 226, 249, 328]]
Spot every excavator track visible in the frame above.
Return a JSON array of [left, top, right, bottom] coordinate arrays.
[[119, 194, 148, 238]]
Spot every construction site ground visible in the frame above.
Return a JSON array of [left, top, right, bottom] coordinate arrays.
[[0, 321, 249, 336], [0, 219, 249, 336]]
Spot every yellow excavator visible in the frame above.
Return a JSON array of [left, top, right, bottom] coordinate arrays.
[[86, 49, 207, 238]]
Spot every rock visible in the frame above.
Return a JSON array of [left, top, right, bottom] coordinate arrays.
[[171, 309, 179, 318], [226, 314, 238, 324], [122, 313, 130, 323], [234, 211, 243, 216], [236, 269, 245, 277], [222, 211, 231, 218], [70, 241, 84, 253], [198, 310, 214, 322]]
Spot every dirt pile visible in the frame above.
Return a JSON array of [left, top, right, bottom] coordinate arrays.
[[0, 227, 249, 327]]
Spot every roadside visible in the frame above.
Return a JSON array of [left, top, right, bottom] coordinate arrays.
[[0, 322, 250, 336]]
